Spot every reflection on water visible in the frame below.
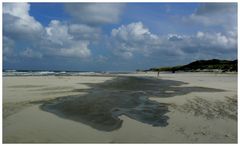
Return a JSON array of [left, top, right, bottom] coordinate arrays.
[[40, 76, 224, 131]]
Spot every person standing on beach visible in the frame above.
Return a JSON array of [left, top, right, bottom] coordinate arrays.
[[157, 71, 160, 77]]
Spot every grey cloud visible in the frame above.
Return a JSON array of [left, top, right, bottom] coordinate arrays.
[[3, 10, 44, 42], [189, 3, 237, 28], [97, 55, 108, 63], [195, 3, 237, 15], [3, 3, 43, 40], [20, 48, 43, 59], [3, 3, 46, 61], [68, 24, 101, 41], [168, 34, 184, 41], [3, 36, 15, 56], [64, 3, 125, 25]]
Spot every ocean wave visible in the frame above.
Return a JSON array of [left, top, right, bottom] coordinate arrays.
[[2, 70, 105, 76]]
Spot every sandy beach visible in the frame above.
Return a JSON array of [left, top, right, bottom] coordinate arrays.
[[2, 72, 237, 143]]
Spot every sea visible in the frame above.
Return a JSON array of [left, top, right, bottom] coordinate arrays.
[[2, 70, 133, 76]]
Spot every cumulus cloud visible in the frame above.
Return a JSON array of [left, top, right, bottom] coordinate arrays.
[[109, 21, 237, 59], [3, 3, 45, 61], [194, 31, 237, 50], [45, 20, 73, 45], [43, 20, 92, 58], [3, 3, 237, 68], [164, 31, 237, 56], [110, 22, 161, 58], [3, 3, 98, 60], [110, 22, 189, 58], [57, 41, 91, 58], [65, 3, 125, 25], [3, 3, 44, 41], [180, 3, 237, 58]]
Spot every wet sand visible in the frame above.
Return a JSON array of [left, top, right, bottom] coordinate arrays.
[[2, 73, 237, 143]]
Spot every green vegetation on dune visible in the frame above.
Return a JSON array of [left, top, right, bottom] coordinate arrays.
[[143, 59, 237, 72]]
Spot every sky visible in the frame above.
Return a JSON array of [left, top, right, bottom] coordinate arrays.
[[3, 3, 238, 71]]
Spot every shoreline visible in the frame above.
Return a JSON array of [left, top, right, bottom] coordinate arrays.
[[2, 70, 238, 77]]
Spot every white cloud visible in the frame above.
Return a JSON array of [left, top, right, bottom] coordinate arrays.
[[3, 3, 46, 61], [3, 3, 30, 18], [166, 31, 237, 56], [193, 31, 237, 50], [3, 3, 237, 66], [185, 3, 238, 54], [196, 31, 204, 38], [57, 41, 91, 58], [111, 22, 159, 42], [46, 20, 73, 45], [110, 22, 237, 59], [110, 22, 161, 58], [3, 3, 44, 41], [3, 3, 96, 60], [44, 20, 92, 58], [65, 3, 125, 25]]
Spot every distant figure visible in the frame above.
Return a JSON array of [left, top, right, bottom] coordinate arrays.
[[157, 71, 160, 77], [172, 70, 175, 73]]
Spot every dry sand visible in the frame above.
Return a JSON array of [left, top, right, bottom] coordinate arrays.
[[2, 73, 237, 143]]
